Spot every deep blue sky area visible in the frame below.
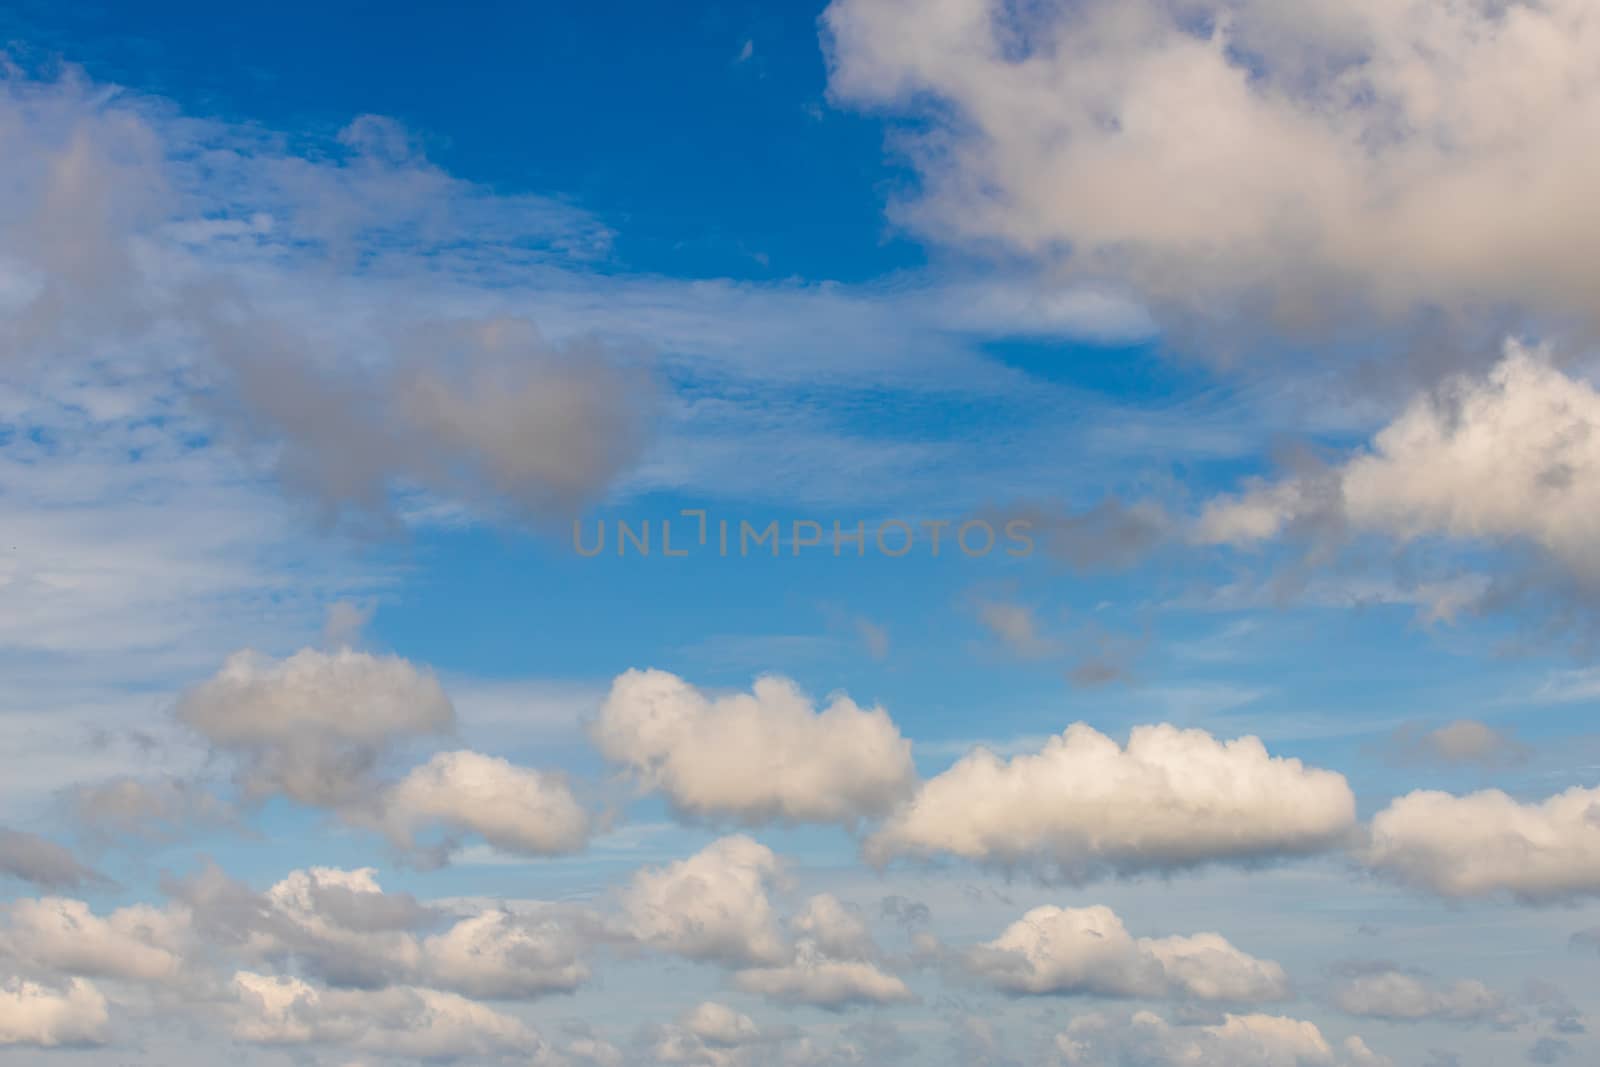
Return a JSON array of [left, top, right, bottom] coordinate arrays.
[[3, 0, 921, 281]]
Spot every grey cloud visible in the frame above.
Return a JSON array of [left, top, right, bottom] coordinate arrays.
[[0, 827, 103, 890]]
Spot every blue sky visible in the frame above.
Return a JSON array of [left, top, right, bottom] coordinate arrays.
[[2, 2, 1600, 1066]]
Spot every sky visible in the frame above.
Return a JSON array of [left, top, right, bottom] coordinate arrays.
[[1, 1, 1600, 1065]]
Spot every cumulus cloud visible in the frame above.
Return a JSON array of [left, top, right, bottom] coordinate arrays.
[[967, 905, 1288, 1002], [1200, 346, 1600, 589], [648, 1002, 773, 1066], [1364, 785, 1600, 902], [0, 827, 102, 890], [867, 722, 1355, 880], [177, 647, 454, 807], [378, 749, 591, 864], [620, 835, 788, 967], [229, 971, 548, 1060], [421, 907, 588, 1000], [732, 894, 913, 1010], [1054, 1010, 1390, 1067], [825, 0, 1600, 333], [173, 864, 589, 998], [0, 977, 109, 1048], [593, 669, 916, 826], [1331, 966, 1522, 1026], [734, 951, 913, 1010], [0, 897, 188, 983]]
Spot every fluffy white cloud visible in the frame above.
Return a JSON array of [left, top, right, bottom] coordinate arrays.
[[1055, 1010, 1389, 1067], [379, 749, 591, 862], [733, 949, 914, 1009], [967, 905, 1287, 1002], [1332, 968, 1521, 1026], [177, 648, 454, 807], [1200, 346, 1600, 585], [620, 835, 788, 966], [1365, 785, 1600, 901], [0, 897, 188, 983], [867, 722, 1354, 880], [421, 908, 588, 1000], [0, 977, 109, 1047], [733, 894, 912, 1009], [229, 971, 547, 1060], [176, 864, 589, 999], [594, 669, 916, 826], [825, 0, 1600, 330]]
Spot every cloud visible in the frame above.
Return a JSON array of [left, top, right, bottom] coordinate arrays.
[[420, 907, 589, 1000], [867, 722, 1355, 880], [228, 971, 549, 1060], [66, 774, 238, 841], [0, 827, 102, 890], [619, 835, 788, 967], [1199, 345, 1600, 589], [733, 894, 914, 1009], [216, 315, 655, 529], [593, 669, 916, 826], [1364, 785, 1600, 902], [172, 863, 590, 999], [733, 950, 914, 1009], [177, 865, 426, 989], [177, 647, 454, 807], [1054, 1010, 1390, 1067], [824, 0, 1600, 334], [0, 897, 188, 983], [975, 601, 1059, 660], [0, 977, 109, 1048], [378, 749, 592, 864], [1384, 721, 1530, 769], [966, 905, 1289, 1002], [1330, 966, 1522, 1026]]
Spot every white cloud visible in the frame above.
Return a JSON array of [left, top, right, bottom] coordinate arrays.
[[733, 893, 913, 1009], [967, 905, 1288, 1002], [421, 908, 588, 1000], [593, 669, 916, 826], [379, 749, 591, 863], [176, 864, 590, 1000], [1332, 968, 1521, 1026], [733, 948, 914, 1009], [867, 722, 1355, 880], [177, 647, 454, 807], [229, 971, 547, 1060], [1200, 345, 1600, 586], [1055, 1010, 1390, 1067], [825, 0, 1600, 330], [0, 897, 188, 983], [1365, 785, 1600, 901], [619, 835, 788, 967], [0, 977, 109, 1048]]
